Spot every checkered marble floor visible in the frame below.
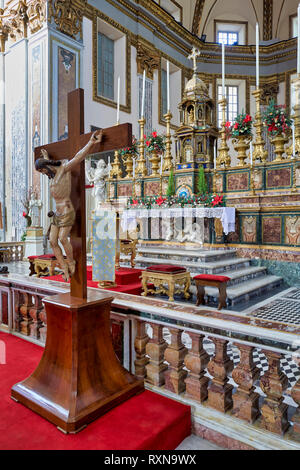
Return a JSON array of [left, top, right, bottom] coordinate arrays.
[[249, 298, 300, 326]]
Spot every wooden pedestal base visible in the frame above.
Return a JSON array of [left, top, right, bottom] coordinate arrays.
[[11, 291, 144, 433]]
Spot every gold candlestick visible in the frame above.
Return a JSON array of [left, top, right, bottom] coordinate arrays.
[[136, 117, 147, 177], [110, 150, 122, 179], [217, 97, 231, 168], [163, 111, 173, 172], [252, 88, 268, 164], [287, 74, 300, 159], [212, 169, 217, 193], [159, 172, 163, 196]]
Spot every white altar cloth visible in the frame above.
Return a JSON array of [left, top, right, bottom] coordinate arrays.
[[121, 207, 235, 235]]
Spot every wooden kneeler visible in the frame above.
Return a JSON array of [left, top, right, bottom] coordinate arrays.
[[194, 274, 230, 310]]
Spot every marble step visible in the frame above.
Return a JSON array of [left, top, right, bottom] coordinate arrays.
[[137, 246, 237, 263], [134, 255, 252, 274], [190, 274, 283, 306]]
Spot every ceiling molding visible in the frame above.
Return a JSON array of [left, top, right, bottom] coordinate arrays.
[[192, 0, 205, 35]]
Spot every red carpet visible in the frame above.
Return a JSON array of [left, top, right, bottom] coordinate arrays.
[[0, 332, 191, 450], [44, 267, 144, 295]]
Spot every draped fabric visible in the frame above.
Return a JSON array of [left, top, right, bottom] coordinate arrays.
[[121, 207, 236, 235], [92, 210, 116, 282]]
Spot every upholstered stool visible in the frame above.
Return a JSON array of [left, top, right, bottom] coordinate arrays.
[[193, 274, 230, 310], [115, 239, 137, 270], [142, 264, 191, 302], [28, 254, 60, 277]]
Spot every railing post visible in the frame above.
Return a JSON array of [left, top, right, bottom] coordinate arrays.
[[19, 293, 34, 336], [29, 295, 44, 339], [207, 337, 234, 412], [164, 328, 188, 394], [145, 323, 168, 386], [184, 332, 210, 403], [134, 319, 149, 379], [38, 303, 47, 344], [232, 343, 260, 423], [260, 350, 289, 435]]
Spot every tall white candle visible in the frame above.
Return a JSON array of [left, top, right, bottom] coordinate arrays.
[[292, 120, 296, 158], [117, 76, 120, 123], [167, 61, 170, 112], [141, 70, 146, 118], [298, 4, 300, 74], [256, 23, 260, 88], [222, 42, 225, 97], [214, 144, 217, 170]]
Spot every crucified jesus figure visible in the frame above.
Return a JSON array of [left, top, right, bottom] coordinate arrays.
[[35, 130, 103, 281]]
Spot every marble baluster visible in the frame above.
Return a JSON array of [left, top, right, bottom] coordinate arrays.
[[134, 319, 150, 379], [145, 323, 168, 386], [164, 328, 188, 394], [38, 304, 47, 343], [19, 293, 34, 336], [232, 343, 260, 423], [29, 295, 44, 339], [207, 337, 234, 412], [291, 377, 300, 440], [184, 333, 210, 402], [260, 350, 289, 435]]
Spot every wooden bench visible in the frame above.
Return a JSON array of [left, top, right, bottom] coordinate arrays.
[[141, 264, 191, 302], [193, 274, 230, 310]]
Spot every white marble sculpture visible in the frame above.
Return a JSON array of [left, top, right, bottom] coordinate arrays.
[[86, 159, 112, 208], [28, 192, 43, 227]]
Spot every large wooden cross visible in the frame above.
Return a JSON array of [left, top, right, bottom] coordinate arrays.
[[34, 88, 132, 299]]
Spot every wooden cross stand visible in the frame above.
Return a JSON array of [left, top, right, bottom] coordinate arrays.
[[11, 89, 144, 433]]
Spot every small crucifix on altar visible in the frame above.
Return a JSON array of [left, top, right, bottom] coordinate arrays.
[[11, 88, 143, 434]]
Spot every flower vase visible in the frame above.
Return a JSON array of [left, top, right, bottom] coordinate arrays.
[[271, 134, 289, 162], [149, 152, 160, 176], [232, 135, 251, 166], [124, 154, 133, 178]]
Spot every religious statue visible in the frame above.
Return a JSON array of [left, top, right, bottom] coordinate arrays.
[[35, 130, 103, 281], [28, 191, 43, 227], [86, 159, 112, 208]]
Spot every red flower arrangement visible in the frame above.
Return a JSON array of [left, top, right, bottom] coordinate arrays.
[[144, 131, 166, 154], [262, 100, 292, 136]]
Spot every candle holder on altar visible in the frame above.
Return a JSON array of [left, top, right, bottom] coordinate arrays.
[[136, 117, 147, 177], [287, 75, 300, 159], [163, 111, 173, 172], [124, 154, 134, 179], [217, 97, 231, 168], [149, 152, 160, 176], [252, 88, 268, 164], [110, 150, 122, 179]]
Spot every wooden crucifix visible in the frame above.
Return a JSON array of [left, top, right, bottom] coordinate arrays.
[[34, 88, 132, 298], [11, 89, 143, 434]]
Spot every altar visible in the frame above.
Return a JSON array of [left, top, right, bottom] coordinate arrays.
[[121, 207, 235, 244]]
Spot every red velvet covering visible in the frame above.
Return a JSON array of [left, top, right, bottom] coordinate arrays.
[[146, 264, 186, 274], [44, 267, 144, 296], [0, 332, 191, 450], [194, 274, 230, 282], [28, 254, 56, 260]]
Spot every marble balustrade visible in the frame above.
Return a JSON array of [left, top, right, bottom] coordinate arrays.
[[0, 273, 300, 444]]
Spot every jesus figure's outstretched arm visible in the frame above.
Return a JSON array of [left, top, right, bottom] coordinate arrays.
[[65, 130, 103, 173]]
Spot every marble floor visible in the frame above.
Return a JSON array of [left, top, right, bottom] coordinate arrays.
[[176, 435, 224, 450]]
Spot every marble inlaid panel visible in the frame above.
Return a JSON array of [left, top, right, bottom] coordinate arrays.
[[117, 183, 132, 197], [144, 180, 160, 196], [253, 169, 263, 190], [262, 216, 282, 244], [226, 172, 249, 191], [266, 168, 291, 188], [58, 47, 76, 140], [242, 216, 257, 243], [285, 215, 300, 245]]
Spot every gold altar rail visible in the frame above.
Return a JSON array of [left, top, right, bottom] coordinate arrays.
[[0, 275, 300, 449]]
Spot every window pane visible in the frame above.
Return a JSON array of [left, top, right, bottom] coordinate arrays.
[[161, 69, 168, 116], [97, 32, 114, 100], [217, 85, 238, 127]]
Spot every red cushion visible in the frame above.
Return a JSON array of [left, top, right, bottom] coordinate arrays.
[[38, 254, 56, 260], [147, 264, 186, 274], [194, 274, 230, 282], [28, 255, 38, 260]]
